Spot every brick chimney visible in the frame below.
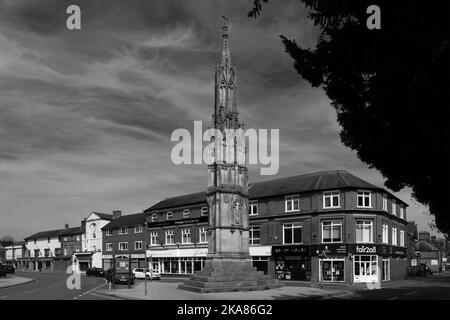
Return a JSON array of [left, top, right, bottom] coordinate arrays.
[[113, 210, 122, 219], [81, 219, 86, 228], [65, 223, 69, 229]]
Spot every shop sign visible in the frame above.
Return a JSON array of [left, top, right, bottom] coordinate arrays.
[[147, 216, 208, 228], [355, 245, 377, 254], [311, 244, 348, 256], [272, 245, 309, 256]]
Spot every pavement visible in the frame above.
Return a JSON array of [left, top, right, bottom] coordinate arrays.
[[0, 275, 35, 289], [94, 280, 351, 300]]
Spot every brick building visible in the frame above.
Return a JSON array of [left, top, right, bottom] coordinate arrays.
[[101, 212, 148, 270], [142, 170, 410, 285]]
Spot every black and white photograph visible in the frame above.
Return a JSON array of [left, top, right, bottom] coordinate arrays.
[[0, 0, 449, 311]]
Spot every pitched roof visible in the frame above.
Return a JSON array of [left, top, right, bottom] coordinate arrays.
[[59, 226, 85, 236], [90, 212, 114, 220], [24, 228, 65, 240], [145, 170, 407, 211], [102, 213, 146, 230]]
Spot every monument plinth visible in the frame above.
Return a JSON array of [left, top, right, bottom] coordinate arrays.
[[179, 19, 282, 293]]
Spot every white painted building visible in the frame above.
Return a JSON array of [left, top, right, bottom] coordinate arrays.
[[74, 211, 116, 270], [24, 230, 62, 271]]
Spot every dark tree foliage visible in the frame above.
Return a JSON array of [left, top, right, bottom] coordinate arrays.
[[0, 235, 15, 247], [249, 0, 450, 235]]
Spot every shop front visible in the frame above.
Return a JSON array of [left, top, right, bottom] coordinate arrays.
[[272, 245, 311, 281], [250, 246, 272, 275], [313, 244, 349, 283], [73, 252, 93, 272], [147, 247, 208, 276], [102, 254, 146, 271]]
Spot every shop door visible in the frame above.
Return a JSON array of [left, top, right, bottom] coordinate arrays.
[[321, 259, 344, 282], [382, 259, 390, 281]]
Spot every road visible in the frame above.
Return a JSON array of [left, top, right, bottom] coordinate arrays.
[[323, 272, 450, 300], [0, 271, 120, 300]]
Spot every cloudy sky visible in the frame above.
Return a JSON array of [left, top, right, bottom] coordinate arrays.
[[0, 0, 438, 239]]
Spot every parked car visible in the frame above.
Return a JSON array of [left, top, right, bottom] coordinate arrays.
[[86, 267, 105, 277], [0, 264, 15, 274], [0, 268, 6, 277], [113, 272, 136, 285], [419, 263, 433, 276], [132, 268, 161, 280]]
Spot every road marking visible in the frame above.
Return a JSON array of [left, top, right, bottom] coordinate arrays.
[[73, 279, 108, 299], [388, 297, 399, 300], [405, 291, 418, 296]]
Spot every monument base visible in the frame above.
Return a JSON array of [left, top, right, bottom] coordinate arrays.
[[178, 258, 283, 293]]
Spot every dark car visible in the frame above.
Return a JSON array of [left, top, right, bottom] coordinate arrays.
[[85, 267, 105, 277], [113, 272, 135, 285], [0, 267, 6, 277], [419, 263, 433, 276], [0, 264, 15, 274]]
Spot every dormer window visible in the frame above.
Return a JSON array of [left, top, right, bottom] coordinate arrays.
[[167, 211, 173, 220], [201, 207, 208, 216], [151, 214, 157, 222], [183, 209, 190, 218]]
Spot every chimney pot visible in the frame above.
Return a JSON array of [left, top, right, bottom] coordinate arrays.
[[65, 223, 69, 229], [113, 210, 122, 219]]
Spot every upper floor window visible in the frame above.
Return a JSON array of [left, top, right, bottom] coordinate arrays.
[[34, 249, 40, 257], [165, 230, 175, 245], [382, 224, 389, 244], [48, 237, 51, 243], [150, 232, 158, 246], [357, 192, 371, 208], [201, 207, 208, 216], [63, 236, 68, 242], [44, 249, 51, 257], [183, 209, 190, 218], [400, 206, 405, 219], [119, 227, 128, 235], [322, 220, 342, 243], [199, 227, 207, 243], [382, 195, 388, 211], [356, 220, 373, 243], [283, 223, 302, 244], [76, 235, 80, 241], [118, 242, 128, 251], [249, 226, 261, 245], [134, 241, 143, 251], [106, 243, 113, 252], [248, 200, 258, 215], [323, 191, 340, 209], [392, 201, 397, 216], [135, 225, 143, 233], [151, 214, 157, 222], [167, 211, 173, 220], [400, 230, 405, 247], [285, 195, 300, 213], [392, 227, 398, 246], [181, 229, 192, 244], [106, 229, 113, 236]]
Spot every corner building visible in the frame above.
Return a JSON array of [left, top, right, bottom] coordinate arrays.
[[145, 170, 409, 285]]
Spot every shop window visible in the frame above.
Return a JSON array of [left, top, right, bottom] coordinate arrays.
[[285, 195, 299, 212], [283, 223, 302, 244], [249, 201, 258, 215], [322, 220, 342, 243], [354, 255, 378, 283], [249, 226, 261, 245], [323, 191, 340, 209], [320, 259, 345, 282], [357, 192, 371, 208], [356, 220, 373, 243]]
